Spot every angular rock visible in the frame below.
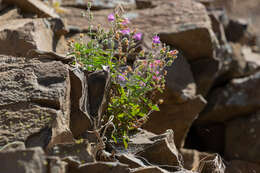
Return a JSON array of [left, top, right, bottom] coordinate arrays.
[[87, 70, 111, 127], [47, 141, 95, 164], [47, 156, 68, 173], [190, 58, 219, 97], [198, 71, 260, 124], [186, 123, 225, 154], [180, 149, 225, 173], [225, 18, 248, 43], [117, 154, 146, 169], [75, 162, 130, 173], [225, 160, 260, 173], [143, 95, 207, 148], [225, 112, 260, 162], [0, 6, 22, 21], [69, 68, 92, 137], [165, 54, 197, 103], [62, 0, 136, 10], [135, 0, 156, 9], [0, 147, 47, 173], [2, 0, 59, 18], [0, 56, 73, 148], [0, 19, 52, 56], [0, 141, 25, 152], [131, 166, 169, 173], [136, 130, 181, 168]]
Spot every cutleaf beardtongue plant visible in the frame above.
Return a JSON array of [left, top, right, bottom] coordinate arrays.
[[69, 3, 178, 149]]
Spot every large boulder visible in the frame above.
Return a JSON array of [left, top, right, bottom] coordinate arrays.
[[225, 160, 260, 173], [0, 18, 67, 56], [143, 95, 206, 148], [198, 71, 260, 124], [225, 112, 260, 162], [0, 55, 73, 148], [0, 147, 48, 173], [2, 0, 59, 18], [180, 149, 225, 173]]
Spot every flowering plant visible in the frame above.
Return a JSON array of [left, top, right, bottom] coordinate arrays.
[[69, 3, 178, 148]]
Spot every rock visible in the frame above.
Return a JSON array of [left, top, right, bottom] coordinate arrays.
[[190, 58, 219, 97], [180, 149, 225, 173], [225, 112, 260, 162], [2, 0, 59, 18], [164, 54, 197, 104], [225, 18, 248, 42], [186, 123, 225, 154], [135, 0, 156, 9], [69, 68, 92, 137], [0, 6, 22, 21], [87, 70, 111, 124], [75, 162, 130, 173], [0, 18, 66, 57], [0, 147, 47, 173], [0, 56, 73, 148], [62, 0, 136, 10], [47, 141, 95, 164], [136, 130, 181, 168], [225, 160, 260, 173], [0, 141, 25, 152], [116, 154, 146, 168], [143, 95, 206, 148], [47, 156, 68, 173], [198, 71, 260, 124], [131, 166, 169, 173], [180, 149, 208, 171]]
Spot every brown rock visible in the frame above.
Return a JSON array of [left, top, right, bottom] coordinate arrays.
[[0, 147, 47, 173], [136, 130, 181, 167], [225, 160, 260, 173], [0, 19, 52, 56], [143, 95, 206, 148], [0, 6, 22, 21], [131, 166, 169, 173], [47, 141, 95, 164], [47, 156, 68, 173], [191, 58, 219, 97], [225, 112, 260, 162], [198, 71, 260, 124], [76, 162, 130, 173], [180, 149, 225, 173], [0, 56, 73, 148], [69, 68, 92, 137], [117, 154, 145, 169], [165, 54, 197, 104], [2, 0, 59, 18]]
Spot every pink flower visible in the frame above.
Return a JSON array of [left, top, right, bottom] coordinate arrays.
[[152, 75, 157, 80], [152, 35, 160, 44], [133, 33, 142, 41], [149, 63, 155, 69], [108, 13, 115, 22], [154, 60, 161, 64], [121, 18, 130, 25], [120, 29, 130, 35], [155, 71, 159, 75]]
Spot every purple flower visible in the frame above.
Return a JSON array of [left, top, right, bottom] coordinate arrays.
[[152, 35, 160, 44], [121, 18, 130, 25], [140, 81, 146, 86], [108, 13, 115, 22], [118, 74, 126, 81], [120, 29, 130, 35], [133, 33, 142, 41]]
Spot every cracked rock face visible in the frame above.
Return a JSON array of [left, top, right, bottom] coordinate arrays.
[[0, 55, 73, 148]]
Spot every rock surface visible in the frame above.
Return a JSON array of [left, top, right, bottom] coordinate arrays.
[[0, 55, 73, 148]]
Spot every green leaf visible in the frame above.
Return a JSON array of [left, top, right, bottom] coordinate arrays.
[[151, 104, 160, 111]]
